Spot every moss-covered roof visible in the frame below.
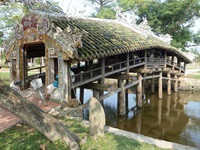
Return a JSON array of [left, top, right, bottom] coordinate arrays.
[[51, 17, 191, 63]]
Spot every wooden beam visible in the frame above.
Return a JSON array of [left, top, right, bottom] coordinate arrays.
[[108, 74, 137, 80], [82, 83, 113, 91]]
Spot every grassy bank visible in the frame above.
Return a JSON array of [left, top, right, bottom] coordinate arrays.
[[0, 118, 166, 150]]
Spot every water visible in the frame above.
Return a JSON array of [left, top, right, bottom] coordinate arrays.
[[76, 88, 200, 149]]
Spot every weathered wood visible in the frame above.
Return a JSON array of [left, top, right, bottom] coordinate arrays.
[[0, 80, 79, 150], [174, 75, 178, 92], [93, 89, 100, 99], [134, 67, 153, 74], [137, 73, 142, 108], [118, 79, 125, 116], [158, 72, 162, 99], [151, 77, 155, 93], [167, 73, 171, 95], [108, 74, 137, 80], [79, 87, 84, 104], [82, 83, 112, 91], [63, 61, 71, 102]]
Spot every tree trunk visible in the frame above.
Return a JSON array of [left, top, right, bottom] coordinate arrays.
[[0, 80, 80, 150]]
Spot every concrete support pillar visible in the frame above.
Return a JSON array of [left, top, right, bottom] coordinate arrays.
[[174, 75, 178, 92], [158, 72, 163, 99], [151, 77, 155, 93], [80, 87, 84, 104], [167, 73, 171, 95], [137, 73, 142, 108], [118, 79, 125, 116]]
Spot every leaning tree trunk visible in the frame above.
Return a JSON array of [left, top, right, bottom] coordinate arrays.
[[0, 80, 79, 150]]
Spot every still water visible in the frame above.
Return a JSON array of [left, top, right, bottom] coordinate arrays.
[[76, 88, 200, 149]]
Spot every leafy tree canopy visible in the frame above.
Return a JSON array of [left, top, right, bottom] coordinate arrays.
[[117, 0, 200, 50], [87, 0, 200, 51]]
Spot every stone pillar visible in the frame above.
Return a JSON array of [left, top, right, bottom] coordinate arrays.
[[158, 72, 163, 99], [118, 79, 125, 116], [167, 73, 171, 95], [137, 73, 142, 108], [174, 75, 178, 92], [151, 77, 155, 93]]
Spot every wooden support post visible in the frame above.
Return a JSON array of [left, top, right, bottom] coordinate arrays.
[[137, 73, 142, 108], [174, 75, 178, 92], [158, 99, 162, 124], [164, 51, 167, 68], [80, 87, 84, 104], [126, 53, 130, 94], [142, 74, 145, 97], [166, 96, 171, 117], [71, 88, 76, 99], [93, 89, 100, 100], [151, 77, 155, 93], [167, 73, 171, 95], [118, 79, 125, 116], [99, 58, 105, 96], [144, 49, 147, 68], [158, 72, 163, 99], [62, 61, 71, 102]]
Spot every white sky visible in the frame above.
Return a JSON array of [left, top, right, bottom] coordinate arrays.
[[55, 0, 95, 17]]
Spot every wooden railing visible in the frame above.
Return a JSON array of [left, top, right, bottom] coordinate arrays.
[[146, 58, 165, 68], [72, 57, 145, 88]]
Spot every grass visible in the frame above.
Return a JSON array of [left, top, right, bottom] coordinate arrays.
[[0, 72, 10, 80], [0, 118, 166, 150], [185, 70, 200, 79]]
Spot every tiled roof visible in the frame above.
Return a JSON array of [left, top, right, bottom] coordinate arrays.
[[52, 17, 191, 63]]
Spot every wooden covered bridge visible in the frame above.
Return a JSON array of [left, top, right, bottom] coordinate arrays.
[[3, 13, 191, 115]]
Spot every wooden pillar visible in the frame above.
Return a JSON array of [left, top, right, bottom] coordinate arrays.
[[167, 73, 171, 95], [80, 87, 84, 104], [158, 99, 162, 124], [174, 74, 178, 92], [142, 74, 146, 97], [136, 109, 142, 134], [93, 89, 100, 100], [118, 79, 125, 116], [172, 56, 175, 70], [158, 72, 162, 99], [62, 61, 71, 102], [137, 73, 142, 108], [164, 51, 167, 68], [71, 88, 76, 99], [151, 77, 155, 93], [144, 49, 147, 68], [99, 58, 105, 96], [166, 96, 171, 117]]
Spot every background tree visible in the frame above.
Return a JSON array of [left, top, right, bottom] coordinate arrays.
[[87, 0, 116, 18], [117, 0, 200, 51]]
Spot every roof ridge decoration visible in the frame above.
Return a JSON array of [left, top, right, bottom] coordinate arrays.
[[114, 5, 173, 45], [47, 24, 87, 59]]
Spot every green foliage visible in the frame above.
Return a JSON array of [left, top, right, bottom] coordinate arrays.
[[94, 6, 116, 19], [0, 118, 166, 150], [117, 0, 200, 50]]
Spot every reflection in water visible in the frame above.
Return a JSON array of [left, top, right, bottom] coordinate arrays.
[[76, 88, 200, 149]]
